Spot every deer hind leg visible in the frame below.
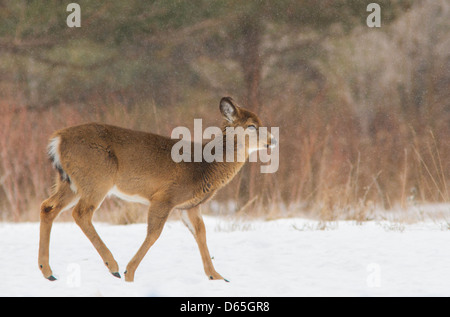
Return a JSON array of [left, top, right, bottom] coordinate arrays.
[[181, 207, 228, 281], [124, 201, 172, 282], [39, 180, 78, 280], [71, 195, 121, 278]]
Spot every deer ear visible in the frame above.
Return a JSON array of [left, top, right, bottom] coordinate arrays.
[[220, 97, 238, 123]]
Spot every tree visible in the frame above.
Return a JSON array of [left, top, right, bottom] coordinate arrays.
[[0, 0, 416, 213], [209, 0, 414, 210]]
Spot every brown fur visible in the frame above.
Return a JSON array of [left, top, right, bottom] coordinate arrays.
[[38, 97, 274, 282]]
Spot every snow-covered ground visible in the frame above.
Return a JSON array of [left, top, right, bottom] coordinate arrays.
[[0, 215, 449, 297]]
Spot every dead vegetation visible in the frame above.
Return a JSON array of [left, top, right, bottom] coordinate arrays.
[[0, 1, 448, 222]]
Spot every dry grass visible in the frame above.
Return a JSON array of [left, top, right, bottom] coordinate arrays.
[[0, 1, 448, 223], [0, 87, 448, 223]]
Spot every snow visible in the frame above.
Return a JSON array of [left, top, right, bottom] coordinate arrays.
[[0, 216, 449, 297]]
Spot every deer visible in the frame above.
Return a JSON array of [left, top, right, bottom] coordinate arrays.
[[38, 97, 276, 282]]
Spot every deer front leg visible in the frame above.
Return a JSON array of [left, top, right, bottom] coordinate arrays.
[[124, 201, 171, 282], [181, 207, 228, 282]]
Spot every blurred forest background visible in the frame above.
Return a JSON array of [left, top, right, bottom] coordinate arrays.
[[0, 0, 448, 222]]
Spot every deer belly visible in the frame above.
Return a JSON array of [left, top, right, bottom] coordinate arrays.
[[107, 185, 150, 205], [176, 191, 215, 210]]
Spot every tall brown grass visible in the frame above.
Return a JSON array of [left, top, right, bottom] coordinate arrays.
[[0, 1, 448, 222], [0, 90, 448, 222], [264, 95, 449, 221]]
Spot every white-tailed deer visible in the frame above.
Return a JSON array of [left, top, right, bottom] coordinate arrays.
[[38, 97, 276, 282]]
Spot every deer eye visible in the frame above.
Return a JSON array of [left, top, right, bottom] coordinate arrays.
[[247, 125, 257, 130]]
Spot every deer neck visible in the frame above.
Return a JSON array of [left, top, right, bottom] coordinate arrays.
[[200, 133, 247, 192]]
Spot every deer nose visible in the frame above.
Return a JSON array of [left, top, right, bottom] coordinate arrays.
[[266, 137, 277, 149]]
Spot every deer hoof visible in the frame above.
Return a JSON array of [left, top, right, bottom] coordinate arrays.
[[111, 272, 121, 279], [47, 275, 57, 281]]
